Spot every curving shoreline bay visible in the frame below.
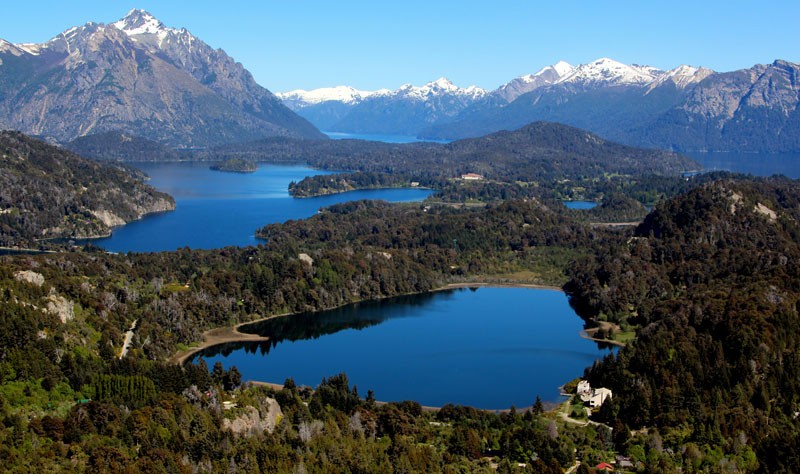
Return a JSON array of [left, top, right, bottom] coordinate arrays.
[[169, 282, 565, 366]]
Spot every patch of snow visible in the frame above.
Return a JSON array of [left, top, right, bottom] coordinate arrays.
[[277, 86, 387, 105], [0, 39, 26, 57], [556, 57, 660, 86], [111, 8, 187, 50], [17, 43, 43, 55], [112, 9, 167, 36], [396, 77, 487, 100], [552, 60, 574, 76], [647, 65, 715, 91], [279, 78, 486, 106]]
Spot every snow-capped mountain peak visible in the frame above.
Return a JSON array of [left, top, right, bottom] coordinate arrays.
[[276, 86, 390, 106], [530, 61, 575, 80], [400, 77, 487, 100], [493, 61, 574, 102], [552, 60, 574, 76], [112, 9, 168, 37], [111, 9, 196, 51], [279, 78, 487, 108], [648, 64, 714, 90], [556, 57, 662, 86]]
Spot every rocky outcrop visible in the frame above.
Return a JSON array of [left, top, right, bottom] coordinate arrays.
[[14, 270, 45, 287], [46, 293, 75, 324], [222, 398, 282, 436]]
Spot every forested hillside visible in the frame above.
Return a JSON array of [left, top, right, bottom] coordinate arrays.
[[198, 122, 694, 182], [0, 196, 617, 472], [0, 132, 175, 246], [3, 173, 800, 471], [192, 122, 697, 205], [565, 177, 800, 472], [67, 132, 181, 162]]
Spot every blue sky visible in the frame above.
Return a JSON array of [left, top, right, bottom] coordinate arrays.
[[1, 1, 798, 92]]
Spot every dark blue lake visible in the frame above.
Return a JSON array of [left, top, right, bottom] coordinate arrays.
[[90, 163, 432, 252], [193, 287, 614, 409], [688, 151, 800, 179]]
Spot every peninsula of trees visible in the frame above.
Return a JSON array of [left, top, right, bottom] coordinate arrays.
[[0, 132, 174, 247]]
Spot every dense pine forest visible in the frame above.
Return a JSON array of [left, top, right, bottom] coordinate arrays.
[[0, 194, 619, 472], [566, 178, 800, 472], [2, 128, 800, 472]]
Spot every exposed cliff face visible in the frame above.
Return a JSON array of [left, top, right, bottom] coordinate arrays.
[[638, 60, 800, 151], [0, 131, 176, 246], [681, 61, 798, 119], [0, 10, 323, 147]]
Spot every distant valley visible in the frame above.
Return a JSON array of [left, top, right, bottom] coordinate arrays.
[[279, 58, 800, 153]]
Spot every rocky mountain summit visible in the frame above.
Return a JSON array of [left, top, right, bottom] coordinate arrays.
[[279, 57, 800, 152], [423, 59, 800, 152], [0, 9, 323, 147]]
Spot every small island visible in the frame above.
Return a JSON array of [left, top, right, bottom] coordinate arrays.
[[210, 158, 258, 173]]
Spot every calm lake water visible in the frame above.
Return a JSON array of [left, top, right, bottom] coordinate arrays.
[[96, 148, 797, 409], [90, 163, 432, 252], [324, 131, 449, 143], [688, 151, 800, 179], [193, 287, 615, 409], [563, 201, 597, 210]]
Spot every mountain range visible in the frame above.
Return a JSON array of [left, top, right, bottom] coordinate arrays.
[[280, 58, 800, 153], [278, 77, 488, 135], [0, 9, 323, 147], [1, 9, 797, 154]]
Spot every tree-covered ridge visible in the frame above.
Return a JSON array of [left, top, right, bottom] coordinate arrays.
[[0, 132, 175, 246], [565, 177, 800, 472], [67, 131, 181, 162], [199, 122, 696, 183], [259, 199, 605, 283]]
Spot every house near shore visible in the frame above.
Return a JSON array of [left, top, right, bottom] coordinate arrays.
[[589, 387, 613, 408], [577, 380, 613, 408], [460, 173, 484, 180]]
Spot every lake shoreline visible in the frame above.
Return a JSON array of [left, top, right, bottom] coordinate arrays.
[[169, 281, 565, 365], [169, 281, 594, 411], [245, 380, 562, 414]]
